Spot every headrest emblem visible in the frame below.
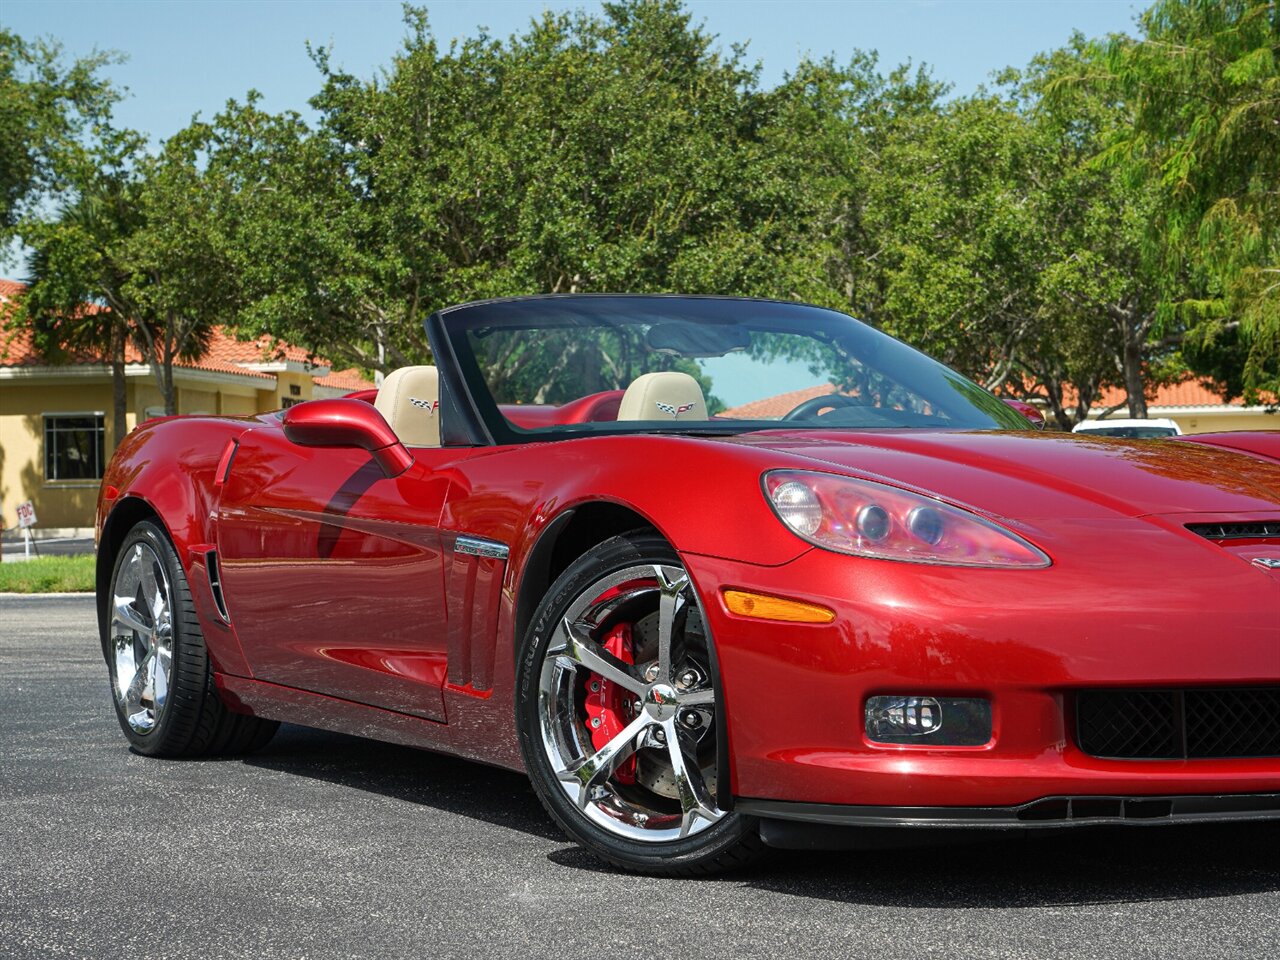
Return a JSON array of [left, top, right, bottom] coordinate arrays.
[[655, 400, 696, 418]]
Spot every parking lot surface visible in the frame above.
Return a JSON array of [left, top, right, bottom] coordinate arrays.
[[1, 594, 1276, 959]]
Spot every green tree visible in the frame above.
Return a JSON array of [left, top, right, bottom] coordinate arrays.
[[1092, 0, 1280, 400], [19, 125, 228, 418], [0, 29, 117, 239], [210, 1, 822, 373]]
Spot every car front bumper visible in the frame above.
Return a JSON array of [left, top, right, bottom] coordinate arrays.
[[682, 533, 1280, 811]]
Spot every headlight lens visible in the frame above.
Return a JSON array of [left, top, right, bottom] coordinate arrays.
[[763, 470, 1050, 568]]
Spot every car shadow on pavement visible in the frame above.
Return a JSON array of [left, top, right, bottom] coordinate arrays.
[[242, 723, 564, 842], [739, 822, 1280, 907], [548, 817, 1280, 905], [244, 725, 1280, 906]]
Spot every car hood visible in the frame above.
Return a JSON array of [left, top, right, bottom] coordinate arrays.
[[713, 429, 1280, 521]]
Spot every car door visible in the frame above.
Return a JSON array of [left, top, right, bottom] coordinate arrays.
[[214, 425, 451, 721]]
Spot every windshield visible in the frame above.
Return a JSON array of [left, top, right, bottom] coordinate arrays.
[[441, 296, 1029, 441]]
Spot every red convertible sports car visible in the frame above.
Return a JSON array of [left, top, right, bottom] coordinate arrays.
[[96, 295, 1280, 874]]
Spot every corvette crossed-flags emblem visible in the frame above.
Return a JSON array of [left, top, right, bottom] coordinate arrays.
[[409, 397, 439, 415], [655, 400, 697, 418]]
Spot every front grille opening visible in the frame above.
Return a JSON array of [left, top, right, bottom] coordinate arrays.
[[1186, 520, 1280, 541], [1077, 687, 1280, 760]]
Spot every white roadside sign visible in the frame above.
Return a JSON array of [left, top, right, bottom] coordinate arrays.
[[16, 500, 37, 529]]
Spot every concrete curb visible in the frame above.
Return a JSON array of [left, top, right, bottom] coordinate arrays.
[[0, 592, 94, 598]]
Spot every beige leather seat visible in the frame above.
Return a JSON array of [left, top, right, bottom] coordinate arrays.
[[374, 366, 440, 446], [617, 371, 708, 422]]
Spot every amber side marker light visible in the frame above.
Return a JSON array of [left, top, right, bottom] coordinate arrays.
[[721, 589, 836, 624]]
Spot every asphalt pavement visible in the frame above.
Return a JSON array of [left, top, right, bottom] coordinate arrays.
[[1, 536, 95, 559], [1, 594, 1277, 960]]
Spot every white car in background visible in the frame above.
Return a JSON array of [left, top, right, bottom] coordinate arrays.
[[1072, 417, 1183, 438]]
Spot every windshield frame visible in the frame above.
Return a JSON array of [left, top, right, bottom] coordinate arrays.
[[428, 294, 1029, 446]]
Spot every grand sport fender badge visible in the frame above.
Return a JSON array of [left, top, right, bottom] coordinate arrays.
[[655, 400, 696, 418], [409, 397, 439, 415], [455, 535, 510, 560], [1252, 557, 1280, 570]]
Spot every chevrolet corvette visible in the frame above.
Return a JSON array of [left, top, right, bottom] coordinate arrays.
[[95, 295, 1280, 874]]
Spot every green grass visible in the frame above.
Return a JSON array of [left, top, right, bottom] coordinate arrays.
[[0, 553, 96, 593]]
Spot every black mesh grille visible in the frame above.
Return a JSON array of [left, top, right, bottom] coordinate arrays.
[[1186, 520, 1280, 540], [1077, 688, 1280, 760]]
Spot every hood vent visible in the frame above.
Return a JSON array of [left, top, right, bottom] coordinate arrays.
[[1186, 520, 1280, 541]]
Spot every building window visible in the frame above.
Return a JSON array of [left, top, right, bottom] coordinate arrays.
[[44, 414, 105, 481]]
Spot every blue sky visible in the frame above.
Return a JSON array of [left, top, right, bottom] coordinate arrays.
[[1, 0, 1145, 274]]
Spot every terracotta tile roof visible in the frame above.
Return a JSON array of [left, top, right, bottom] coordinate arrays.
[[1059, 378, 1275, 410], [726, 376, 1273, 421], [313, 367, 374, 391], [203, 333, 318, 366], [0, 279, 341, 384], [721, 383, 836, 418]]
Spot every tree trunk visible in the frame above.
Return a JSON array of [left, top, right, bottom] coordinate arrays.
[[110, 327, 128, 450], [161, 355, 177, 415], [1123, 332, 1148, 419]]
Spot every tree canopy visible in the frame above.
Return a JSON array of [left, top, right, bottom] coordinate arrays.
[[6, 0, 1278, 427]]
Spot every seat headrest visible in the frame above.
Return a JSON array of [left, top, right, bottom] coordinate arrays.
[[374, 366, 440, 447], [617, 371, 708, 422]]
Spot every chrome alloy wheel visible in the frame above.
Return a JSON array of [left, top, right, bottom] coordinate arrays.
[[109, 541, 175, 734], [537, 563, 725, 842]]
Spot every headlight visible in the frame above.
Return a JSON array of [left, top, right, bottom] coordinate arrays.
[[763, 470, 1050, 568]]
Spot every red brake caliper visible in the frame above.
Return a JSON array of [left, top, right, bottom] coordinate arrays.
[[584, 623, 637, 785]]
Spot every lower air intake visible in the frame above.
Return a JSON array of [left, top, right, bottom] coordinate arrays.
[[1077, 687, 1280, 760]]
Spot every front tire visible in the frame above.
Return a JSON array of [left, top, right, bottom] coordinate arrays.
[[103, 519, 277, 757], [517, 532, 763, 875]]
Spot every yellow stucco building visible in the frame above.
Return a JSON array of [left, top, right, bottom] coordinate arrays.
[[1, 279, 370, 534]]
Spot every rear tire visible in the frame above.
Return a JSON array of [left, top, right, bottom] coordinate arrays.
[[103, 519, 278, 757], [517, 532, 763, 875]]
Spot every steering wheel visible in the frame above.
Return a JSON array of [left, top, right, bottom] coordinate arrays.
[[781, 393, 867, 421]]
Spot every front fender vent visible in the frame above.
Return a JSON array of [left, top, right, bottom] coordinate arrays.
[[206, 549, 231, 623], [1186, 520, 1280, 541]]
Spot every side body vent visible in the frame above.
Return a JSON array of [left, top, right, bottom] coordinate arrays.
[[206, 549, 231, 623]]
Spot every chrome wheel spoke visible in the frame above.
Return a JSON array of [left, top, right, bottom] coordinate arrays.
[[110, 539, 174, 736], [122, 649, 156, 728], [552, 618, 646, 695], [557, 713, 650, 809], [663, 718, 721, 838], [654, 565, 688, 685], [152, 646, 171, 713], [112, 597, 151, 637], [680, 688, 715, 708], [139, 557, 161, 613], [537, 557, 724, 844]]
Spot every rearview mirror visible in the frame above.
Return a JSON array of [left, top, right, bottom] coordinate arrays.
[[281, 399, 414, 478]]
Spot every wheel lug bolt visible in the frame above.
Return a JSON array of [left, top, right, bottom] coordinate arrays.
[[645, 664, 660, 682], [678, 670, 697, 688], [682, 711, 703, 728], [654, 728, 666, 743]]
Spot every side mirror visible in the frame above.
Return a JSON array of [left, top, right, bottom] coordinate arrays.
[[282, 399, 414, 478], [1001, 398, 1046, 431]]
